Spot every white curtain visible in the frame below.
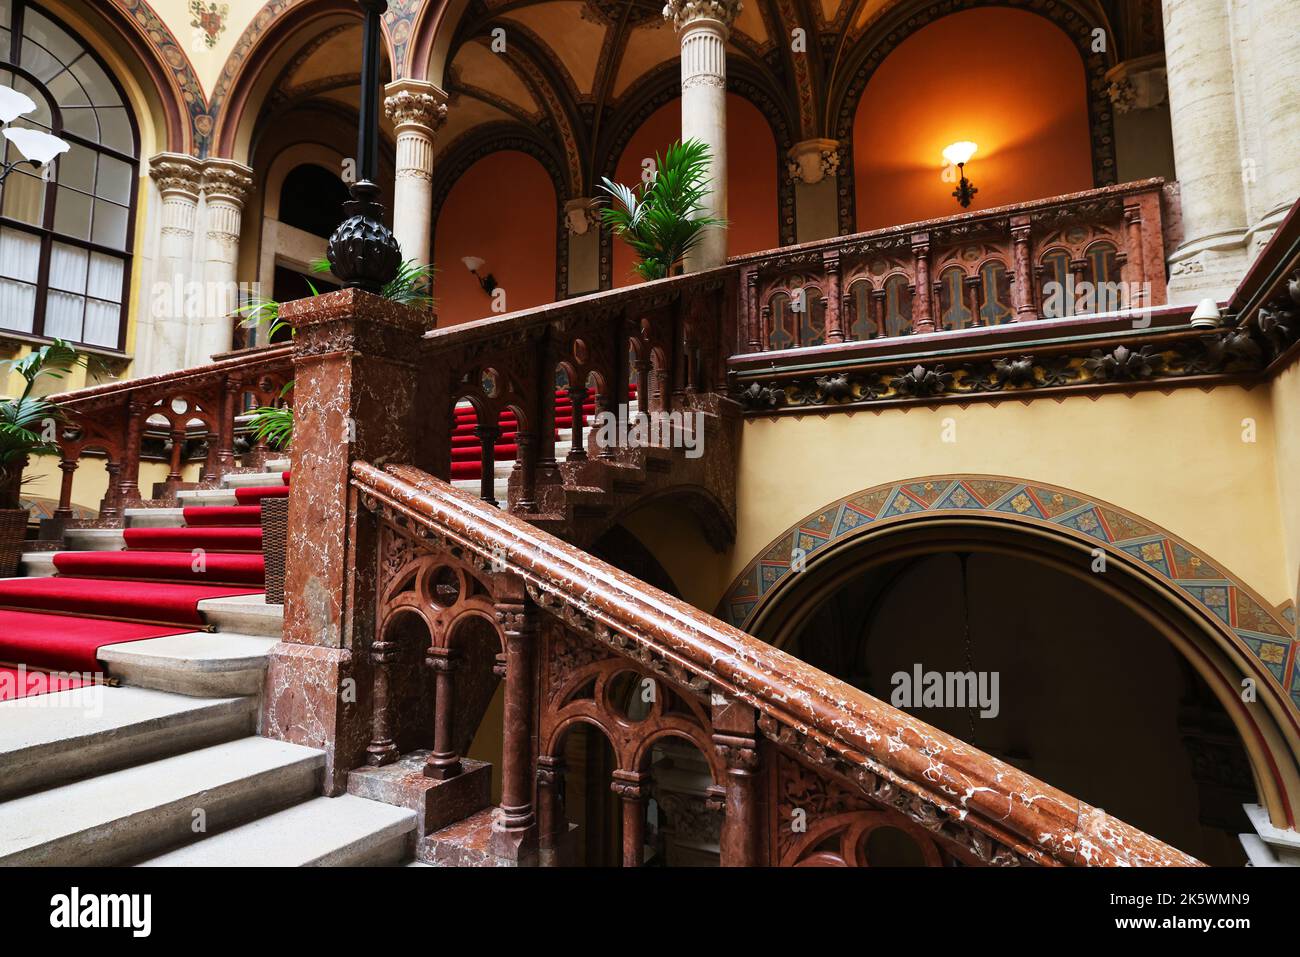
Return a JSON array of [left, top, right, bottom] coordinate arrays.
[[83, 253, 123, 347], [0, 228, 39, 333]]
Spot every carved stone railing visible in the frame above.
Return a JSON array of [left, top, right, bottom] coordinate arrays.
[[38, 345, 292, 527], [349, 459, 1200, 867], [732, 179, 1168, 353]]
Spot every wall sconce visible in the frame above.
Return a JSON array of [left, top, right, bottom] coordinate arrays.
[[461, 256, 497, 296], [0, 85, 70, 184], [943, 141, 979, 208]]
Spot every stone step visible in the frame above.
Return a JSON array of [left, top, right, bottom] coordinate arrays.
[[137, 794, 416, 867], [0, 686, 256, 801], [177, 488, 240, 507], [124, 508, 187, 528], [64, 528, 127, 551], [222, 470, 288, 490], [265, 458, 291, 472], [0, 736, 323, 866], [418, 807, 511, 867], [17, 551, 57, 577], [97, 632, 278, 697], [198, 594, 283, 637]]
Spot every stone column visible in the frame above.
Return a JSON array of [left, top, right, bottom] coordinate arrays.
[[492, 597, 538, 860], [1163, 0, 1249, 301], [665, 0, 742, 272], [712, 693, 761, 866], [788, 139, 843, 244], [611, 770, 649, 867], [198, 158, 252, 363], [147, 153, 203, 376], [260, 288, 429, 793], [383, 79, 447, 268], [1247, 0, 1300, 245], [564, 198, 600, 295]]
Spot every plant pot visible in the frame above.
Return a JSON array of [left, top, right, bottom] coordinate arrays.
[[0, 508, 30, 578], [261, 497, 289, 605]]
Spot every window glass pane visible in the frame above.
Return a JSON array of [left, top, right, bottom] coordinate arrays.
[[83, 297, 118, 348], [55, 142, 93, 191], [9, 75, 51, 128], [91, 198, 127, 249], [23, 11, 78, 68], [49, 241, 87, 292], [96, 154, 131, 204], [60, 104, 97, 141], [46, 68, 89, 107], [0, 278, 35, 332], [53, 184, 90, 238], [19, 38, 60, 82], [44, 288, 83, 340], [98, 107, 132, 155], [0, 227, 39, 281], [2, 168, 45, 224], [87, 252, 123, 302], [0, 1, 11, 30], [69, 55, 119, 108]]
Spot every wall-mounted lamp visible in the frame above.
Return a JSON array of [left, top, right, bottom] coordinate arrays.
[[943, 141, 979, 208], [0, 85, 70, 184], [461, 255, 497, 296]]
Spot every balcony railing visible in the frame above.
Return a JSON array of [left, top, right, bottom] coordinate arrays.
[[732, 179, 1168, 354]]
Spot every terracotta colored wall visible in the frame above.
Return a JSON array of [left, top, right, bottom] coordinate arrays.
[[611, 94, 778, 286], [853, 8, 1094, 230], [433, 150, 558, 326]]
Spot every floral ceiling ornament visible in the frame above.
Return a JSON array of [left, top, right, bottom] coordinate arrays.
[[190, 1, 230, 49]]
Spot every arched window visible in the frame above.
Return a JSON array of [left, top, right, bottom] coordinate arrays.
[[0, 0, 139, 350]]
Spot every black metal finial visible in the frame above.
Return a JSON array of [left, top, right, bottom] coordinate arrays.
[[327, 0, 401, 292]]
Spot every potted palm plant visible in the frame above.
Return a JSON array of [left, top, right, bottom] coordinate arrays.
[[0, 340, 81, 576], [597, 138, 726, 280]]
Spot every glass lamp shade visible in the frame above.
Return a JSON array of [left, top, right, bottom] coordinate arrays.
[[0, 85, 36, 125], [461, 256, 486, 273], [942, 141, 979, 167], [2, 126, 71, 166]]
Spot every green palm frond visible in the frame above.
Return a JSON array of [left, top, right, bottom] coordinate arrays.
[[598, 138, 726, 281], [1, 339, 82, 506]]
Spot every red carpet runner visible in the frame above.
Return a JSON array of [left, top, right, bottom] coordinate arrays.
[[0, 477, 288, 700]]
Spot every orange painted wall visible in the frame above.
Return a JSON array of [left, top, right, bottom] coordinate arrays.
[[853, 8, 1094, 230], [610, 94, 778, 286], [433, 150, 557, 326]]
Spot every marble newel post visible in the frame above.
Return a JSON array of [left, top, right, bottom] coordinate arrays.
[[383, 79, 447, 267], [261, 288, 429, 794], [665, 0, 742, 272], [147, 153, 203, 376], [198, 158, 253, 363]]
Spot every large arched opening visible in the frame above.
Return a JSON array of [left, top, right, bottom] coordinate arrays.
[[851, 6, 1095, 229]]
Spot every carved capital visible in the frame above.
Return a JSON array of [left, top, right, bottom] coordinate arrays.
[[564, 197, 599, 236], [663, 0, 742, 31], [786, 139, 842, 185], [384, 80, 449, 133], [149, 152, 203, 200], [1105, 55, 1168, 114], [610, 769, 648, 800], [201, 158, 253, 208]]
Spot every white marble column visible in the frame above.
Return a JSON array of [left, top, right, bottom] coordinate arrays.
[[146, 153, 203, 375], [1163, 0, 1250, 302], [1246, 0, 1300, 243], [788, 139, 843, 244], [198, 158, 253, 364], [384, 79, 447, 268], [665, 0, 742, 272]]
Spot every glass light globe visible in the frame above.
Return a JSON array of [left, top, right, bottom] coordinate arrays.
[[3, 126, 71, 166], [461, 256, 486, 273], [943, 141, 978, 167], [0, 85, 36, 125]]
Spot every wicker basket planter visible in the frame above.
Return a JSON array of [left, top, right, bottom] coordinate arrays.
[[0, 508, 29, 579], [261, 497, 289, 605]]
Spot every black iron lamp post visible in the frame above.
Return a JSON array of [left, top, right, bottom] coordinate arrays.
[[327, 0, 402, 292]]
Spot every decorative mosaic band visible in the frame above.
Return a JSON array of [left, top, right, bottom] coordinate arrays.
[[721, 476, 1300, 712]]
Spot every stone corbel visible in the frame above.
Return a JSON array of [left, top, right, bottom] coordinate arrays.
[[787, 139, 843, 185], [564, 197, 600, 236], [1105, 54, 1168, 114]]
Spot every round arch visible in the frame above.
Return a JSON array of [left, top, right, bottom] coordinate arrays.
[[719, 475, 1300, 829], [829, 0, 1119, 234]]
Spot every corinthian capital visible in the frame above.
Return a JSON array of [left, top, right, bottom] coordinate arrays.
[[201, 158, 254, 208], [663, 0, 742, 31], [384, 79, 449, 133], [149, 152, 203, 200]]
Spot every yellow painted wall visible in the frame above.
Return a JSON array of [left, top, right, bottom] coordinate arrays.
[[623, 385, 1293, 619], [1270, 365, 1300, 612]]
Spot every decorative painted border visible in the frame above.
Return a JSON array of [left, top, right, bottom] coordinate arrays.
[[720, 475, 1300, 711]]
